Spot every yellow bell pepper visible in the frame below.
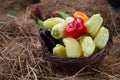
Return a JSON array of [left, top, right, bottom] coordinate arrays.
[[63, 37, 82, 58], [53, 44, 67, 58], [94, 27, 109, 49], [79, 36, 95, 57], [85, 14, 103, 38], [51, 22, 67, 39], [43, 17, 65, 29]]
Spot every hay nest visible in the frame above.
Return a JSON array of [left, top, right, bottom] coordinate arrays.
[[0, 0, 120, 80], [39, 31, 110, 75]]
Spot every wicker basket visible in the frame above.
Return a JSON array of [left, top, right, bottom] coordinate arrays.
[[39, 30, 110, 75]]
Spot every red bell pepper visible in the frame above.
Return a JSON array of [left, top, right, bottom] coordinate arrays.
[[65, 18, 87, 38]]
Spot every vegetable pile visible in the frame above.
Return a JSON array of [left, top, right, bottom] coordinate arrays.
[[30, 7, 109, 58]]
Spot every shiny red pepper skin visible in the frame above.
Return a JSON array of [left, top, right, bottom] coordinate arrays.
[[65, 18, 87, 38]]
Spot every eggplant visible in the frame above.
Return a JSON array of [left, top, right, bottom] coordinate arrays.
[[40, 29, 59, 52]]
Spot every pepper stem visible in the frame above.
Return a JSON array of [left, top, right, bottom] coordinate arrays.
[[53, 30, 60, 37]]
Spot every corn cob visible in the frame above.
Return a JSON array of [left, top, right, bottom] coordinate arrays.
[[85, 14, 103, 37], [94, 27, 109, 49], [53, 44, 67, 58], [79, 36, 95, 57], [63, 37, 82, 58]]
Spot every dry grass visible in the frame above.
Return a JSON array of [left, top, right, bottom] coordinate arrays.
[[0, 0, 120, 80]]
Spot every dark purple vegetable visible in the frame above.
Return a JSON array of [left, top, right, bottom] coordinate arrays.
[[40, 29, 59, 52]]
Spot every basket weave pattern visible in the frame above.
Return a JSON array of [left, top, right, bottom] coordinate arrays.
[[39, 31, 109, 75]]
